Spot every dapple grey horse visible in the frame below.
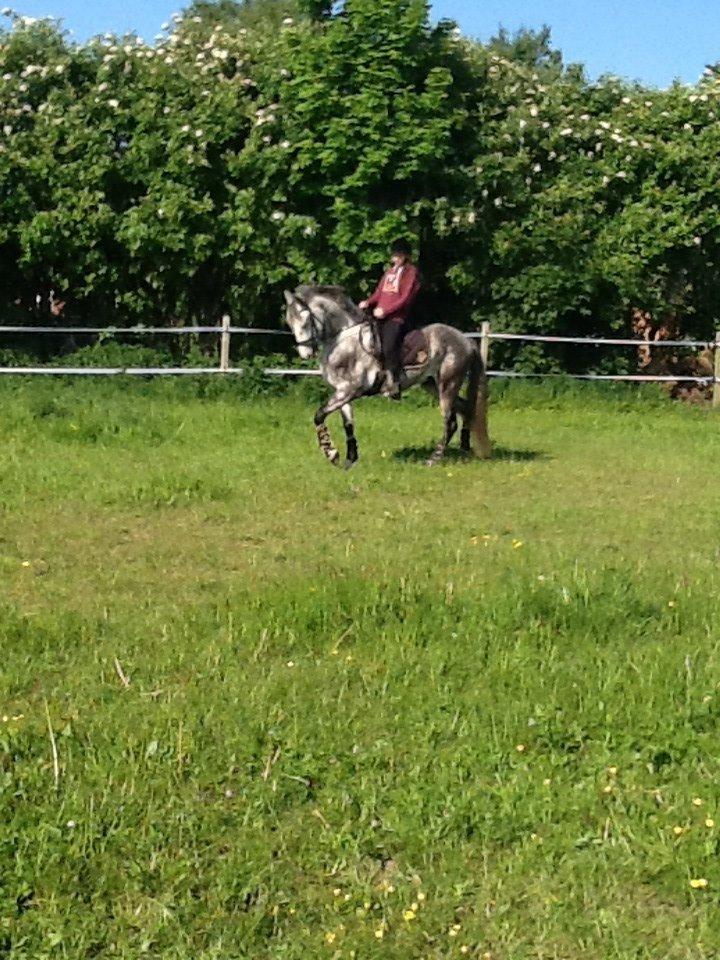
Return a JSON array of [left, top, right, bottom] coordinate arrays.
[[284, 285, 492, 468]]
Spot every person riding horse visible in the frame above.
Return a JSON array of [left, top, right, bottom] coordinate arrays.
[[359, 239, 421, 400]]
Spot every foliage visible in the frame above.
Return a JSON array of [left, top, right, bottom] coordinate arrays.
[[2, 383, 720, 957], [1, 2, 719, 371]]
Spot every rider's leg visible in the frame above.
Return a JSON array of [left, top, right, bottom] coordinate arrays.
[[380, 321, 404, 399]]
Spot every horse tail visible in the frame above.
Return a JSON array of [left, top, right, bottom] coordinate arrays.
[[466, 347, 492, 460]]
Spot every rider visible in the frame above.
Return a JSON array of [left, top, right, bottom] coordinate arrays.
[[359, 239, 421, 400]]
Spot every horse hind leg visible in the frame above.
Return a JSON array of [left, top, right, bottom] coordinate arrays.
[[452, 395, 472, 455], [426, 373, 462, 467]]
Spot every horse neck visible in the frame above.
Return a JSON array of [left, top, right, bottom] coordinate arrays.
[[312, 297, 358, 341]]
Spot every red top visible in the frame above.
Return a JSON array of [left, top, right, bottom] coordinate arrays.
[[366, 263, 421, 324]]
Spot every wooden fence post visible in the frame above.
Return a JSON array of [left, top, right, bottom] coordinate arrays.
[[480, 321, 491, 371], [714, 330, 720, 408], [220, 314, 231, 373]]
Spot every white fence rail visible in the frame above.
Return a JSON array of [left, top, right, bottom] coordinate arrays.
[[1, 318, 718, 403]]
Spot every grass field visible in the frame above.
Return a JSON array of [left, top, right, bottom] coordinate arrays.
[[2, 377, 720, 959]]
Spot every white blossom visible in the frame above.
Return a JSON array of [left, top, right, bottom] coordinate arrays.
[[560, 127, 573, 136], [271, 210, 285, 221], [282, 17, 294, 26], [107, 99, 120, 109], [693, 236, 702, 245]]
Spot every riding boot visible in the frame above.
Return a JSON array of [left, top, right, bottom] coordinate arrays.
[[382, 367, 403, 401]]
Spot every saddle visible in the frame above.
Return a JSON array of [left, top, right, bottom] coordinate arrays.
[[363, 314, 429, 369]]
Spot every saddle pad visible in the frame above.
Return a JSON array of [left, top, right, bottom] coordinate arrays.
[[402, 328, 429, 368]]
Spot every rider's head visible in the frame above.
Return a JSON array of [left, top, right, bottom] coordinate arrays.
[[390, 238, 413, 267]]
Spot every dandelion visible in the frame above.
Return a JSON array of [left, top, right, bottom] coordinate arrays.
[[673, 825, 685, 836], [374, 926, 385, 939], [693, 798, 704, 807], [403, 909, 416, 921], [333, 888, 342, 897], [324, 931, 336, 944], [512, 539, 524, 549], [543, 778, 552, 786], [690, 878, 708, 889], [21, 560, 31, 567], [602, 784, 613, 794], [608, 766, 618, 776], [705, 818, 715, 828], [417, 891, 426, 902], [516, 744, 526, 753]]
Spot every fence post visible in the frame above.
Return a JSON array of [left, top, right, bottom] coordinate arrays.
[[220, 314, 231, 373], [480, 321, 491, 371], [714, 330, 720, 408]]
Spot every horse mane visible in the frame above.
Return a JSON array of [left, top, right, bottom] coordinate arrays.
[[296, 284, 364, 328]]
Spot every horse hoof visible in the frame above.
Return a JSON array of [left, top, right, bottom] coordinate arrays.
[[329, 450, 341, 466]]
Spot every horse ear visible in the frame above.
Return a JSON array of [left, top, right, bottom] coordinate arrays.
[[283, 290, 295, 307]]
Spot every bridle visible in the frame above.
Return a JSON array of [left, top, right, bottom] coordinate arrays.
[[290, 295, 324, 351], [290, 296, 376, 355]]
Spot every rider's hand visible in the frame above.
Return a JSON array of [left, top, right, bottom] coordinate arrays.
[[358, 300, 369, 310], [373, 307, 385, 319]]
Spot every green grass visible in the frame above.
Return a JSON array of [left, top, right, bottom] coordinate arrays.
[[2, 377, 720, 959]]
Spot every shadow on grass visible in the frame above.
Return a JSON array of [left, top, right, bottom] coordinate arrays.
[[392, 444, 548, 464]]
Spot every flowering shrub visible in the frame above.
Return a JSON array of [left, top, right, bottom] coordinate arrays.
[[1, 1, 719, 370]]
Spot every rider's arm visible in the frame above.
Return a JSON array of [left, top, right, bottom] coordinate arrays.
[[366, 274, 386, 309]]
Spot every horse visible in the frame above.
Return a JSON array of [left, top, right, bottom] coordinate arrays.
[[283, 285, 492, 468]]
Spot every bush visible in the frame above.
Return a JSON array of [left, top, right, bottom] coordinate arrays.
[[1, 2, 719, 374]]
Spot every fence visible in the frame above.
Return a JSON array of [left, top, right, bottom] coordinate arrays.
[[1, 316, 718, 404]]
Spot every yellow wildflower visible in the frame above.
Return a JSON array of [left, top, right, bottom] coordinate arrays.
[[374, 927, 385, 940], [324, 931, 336, 944], [690, 878, 708, 889], [673, 825, 685, 836], [512, 539, 524, 549], [403, 909, 416, 922], [706, 818, 715, 828], [516, 744, 526, 753], [693, 798, 704, 807]]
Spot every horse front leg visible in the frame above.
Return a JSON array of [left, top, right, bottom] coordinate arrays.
[[340, 403, 358, 470], [314, 393, 353, 467]]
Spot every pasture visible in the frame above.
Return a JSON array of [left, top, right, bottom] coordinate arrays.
[[2, 377, 720, 959]]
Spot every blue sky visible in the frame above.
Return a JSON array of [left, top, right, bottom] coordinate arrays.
[[4, 0, 719, 87]]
